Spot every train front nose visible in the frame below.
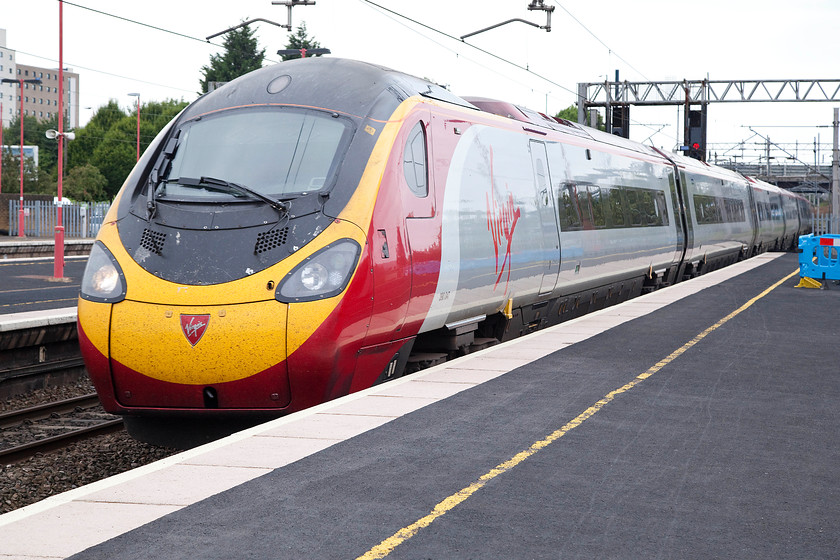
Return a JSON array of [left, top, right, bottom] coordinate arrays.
[[107, 300, 290, 410]]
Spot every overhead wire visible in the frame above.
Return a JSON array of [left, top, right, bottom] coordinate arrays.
[[61, 1, 283, 64], [358, 0, 578, 98], [9, 0, 284, 107], [358, 0, 675, 144], [22, 0, 669, 143], [548, 0, 651, 82]]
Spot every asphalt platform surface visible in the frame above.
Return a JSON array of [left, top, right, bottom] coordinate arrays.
[[70, 252, 839, 559], [0, 256, 86, 314]]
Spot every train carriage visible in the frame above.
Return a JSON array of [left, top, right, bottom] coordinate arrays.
[[77, 58, 813, 445]]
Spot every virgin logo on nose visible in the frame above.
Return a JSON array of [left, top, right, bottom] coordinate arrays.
[[180, 314, 210, 346]]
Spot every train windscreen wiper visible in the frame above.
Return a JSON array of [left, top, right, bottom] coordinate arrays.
[[177, 176, 291, 216]]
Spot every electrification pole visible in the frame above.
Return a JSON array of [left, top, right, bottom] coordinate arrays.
[[832, 107, 839, 232]]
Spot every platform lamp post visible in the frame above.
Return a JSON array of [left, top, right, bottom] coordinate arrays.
[[128, 93, 140, 161], [1, 101, 4, 194], [1, 77, 42, 237], [53, 0, 67, 278], [45, 125, 75, 279]]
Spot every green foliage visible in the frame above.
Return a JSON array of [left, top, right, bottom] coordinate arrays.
[[200, 22, 266, 93], [62, 163, 108, 202], [68, 100, 123, 169], [281, 22, 323, 61], [3, 97, 188, 201], [0, 148, 34, 194], [90, 115, 143, 197], [0, 113, 56, 195], [554, 105, 578, 122], [556, 104, 605, 131]]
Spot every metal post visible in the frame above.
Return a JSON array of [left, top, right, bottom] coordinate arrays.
[[0, 101, 3, 194], [127, 93, 140, 162], [55, 0, 65, 278], [766, 136, 771, 177], [18, 79, 24, 238], [832, 107, 839, 233], [576, 83, 586, 125]]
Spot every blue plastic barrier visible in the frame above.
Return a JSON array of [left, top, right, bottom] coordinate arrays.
[[798, 234, 840, 282]]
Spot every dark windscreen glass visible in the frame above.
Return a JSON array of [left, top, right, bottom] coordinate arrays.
[[162, 108, 350, 199]]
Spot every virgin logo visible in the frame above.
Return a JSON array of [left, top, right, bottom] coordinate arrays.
[[486, 186, 521, 291], [180, 314, 210, 347]]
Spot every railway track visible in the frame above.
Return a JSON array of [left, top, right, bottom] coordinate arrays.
[[0, 393, 124, 464]]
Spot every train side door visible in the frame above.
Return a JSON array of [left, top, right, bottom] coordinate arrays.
[[402, 111, 440, 329], [530, 140, 560, 295], [368, 112, 435, 340]]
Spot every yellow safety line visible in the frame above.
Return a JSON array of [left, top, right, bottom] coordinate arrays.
[[356, 268, 800, 560], [0, 298, 77, 309]]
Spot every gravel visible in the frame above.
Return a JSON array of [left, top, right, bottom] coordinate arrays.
[[0, 379, 178, 515]]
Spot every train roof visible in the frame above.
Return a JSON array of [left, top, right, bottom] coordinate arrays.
[[181, 57, 476, 124]]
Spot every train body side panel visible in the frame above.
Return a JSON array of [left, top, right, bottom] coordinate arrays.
[[419, 124, 551, 332], [548, 142, 680, 293], [751, 181, 786, 251], [682, 171, 754, 265]]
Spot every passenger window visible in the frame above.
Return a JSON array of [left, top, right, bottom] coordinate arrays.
[[587, 185, 606, 228], [557, 183, 582, 230], [606, 187, 626, 227], [403, 121, 428, 197]]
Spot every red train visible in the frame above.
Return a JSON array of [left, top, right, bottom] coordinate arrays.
[[78, 58, 812, 446]]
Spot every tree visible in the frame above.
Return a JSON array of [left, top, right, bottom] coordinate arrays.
[[90, 115, 142, 198], [1, 114, 57, 194], [2, 97, 187, 202], [66, 99, 187, 199], [62, 163, 108, 202], [555, 104, 605, 131], [200, 22, 265, 93], [281, 22, 323, 60], [68, 100, 124, 170]]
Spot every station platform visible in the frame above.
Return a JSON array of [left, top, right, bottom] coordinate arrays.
[[1, 252, 837, 559], [0, 237, 93, 260]]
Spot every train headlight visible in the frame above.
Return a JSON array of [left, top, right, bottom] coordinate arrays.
[[276, 239, 361, 302], [80, 242, 127, 303]]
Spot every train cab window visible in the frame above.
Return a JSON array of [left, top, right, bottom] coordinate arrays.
[[403, 121, 428, 198], [159, 108, 351, 199]]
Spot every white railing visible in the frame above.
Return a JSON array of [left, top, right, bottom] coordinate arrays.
[[812, 215, 839, 235], [8, 200, 110, 238]]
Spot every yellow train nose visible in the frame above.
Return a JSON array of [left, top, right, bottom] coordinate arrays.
[[107, 300, 290, 407]]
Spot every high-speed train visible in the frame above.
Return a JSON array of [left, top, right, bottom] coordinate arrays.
[[78, 58, 812, 445]]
